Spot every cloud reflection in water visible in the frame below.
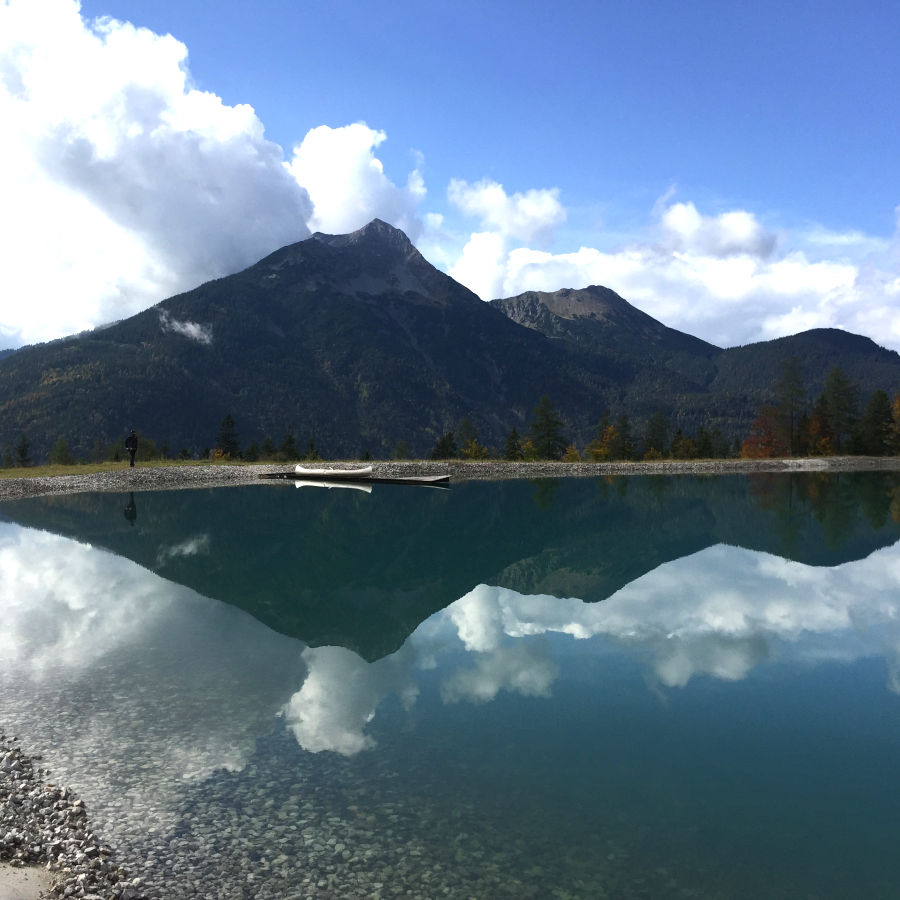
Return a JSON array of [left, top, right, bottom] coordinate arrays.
[[0, 523, 306, 830], [283, 541, 900, 754], [2, 519, 898, 769]]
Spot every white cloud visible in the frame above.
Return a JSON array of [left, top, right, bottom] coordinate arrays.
[[0, 0, 312, 347], [0, 522, 306, 833], [658, 202, 777, 259], [155, 532, 211, 565], [446, 179, 566, 300], [287, 123, 425, 240], [440, 643, 558, 704], [158, 310, 212, 344], [281, 643, 416, 756], [446, 231, 508, 304], [448, 179, 565, 245], [447, 193, 900, 350]]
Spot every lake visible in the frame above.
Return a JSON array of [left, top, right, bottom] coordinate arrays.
[[1, 471, 899, 899]]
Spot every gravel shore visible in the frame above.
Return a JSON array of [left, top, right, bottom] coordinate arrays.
[[1, 735, 147, 899], [1, 456, 898, 503]]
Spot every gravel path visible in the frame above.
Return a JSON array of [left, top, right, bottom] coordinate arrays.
[[1, 456, 898, 503]]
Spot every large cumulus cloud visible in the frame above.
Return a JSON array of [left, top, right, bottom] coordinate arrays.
[[287, 123, 426, 240], [0, 0, 312, 347]]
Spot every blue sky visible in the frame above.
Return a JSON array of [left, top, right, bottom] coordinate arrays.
[[2, 0, 899, 350]]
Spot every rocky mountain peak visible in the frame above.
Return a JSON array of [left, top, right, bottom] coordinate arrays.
[[312, 218, 417, 256]]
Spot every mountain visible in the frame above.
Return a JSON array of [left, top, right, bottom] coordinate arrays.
[[0, 219, 899, 461], [490, 286, 900, 437], [0, 221, 614, 459]]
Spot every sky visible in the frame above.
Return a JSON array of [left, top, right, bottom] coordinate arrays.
[[1, 0, 899, 351]]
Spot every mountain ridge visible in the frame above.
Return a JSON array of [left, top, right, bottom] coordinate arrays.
[[0, 219, 898, 461]]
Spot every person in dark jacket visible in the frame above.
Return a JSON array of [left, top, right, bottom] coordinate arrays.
[[125, 429, 138, 467]]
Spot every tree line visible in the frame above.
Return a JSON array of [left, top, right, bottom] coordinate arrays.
[[4, 370, 899, 469], [741, 361, 900, 458], [427, 395, 737, 462]]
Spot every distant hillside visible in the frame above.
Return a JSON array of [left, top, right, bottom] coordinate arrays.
[[0, 220, 898, 462]]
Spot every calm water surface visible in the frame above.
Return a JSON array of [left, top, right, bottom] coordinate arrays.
[[1, 472, 899, 899]]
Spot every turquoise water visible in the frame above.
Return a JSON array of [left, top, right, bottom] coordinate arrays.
[[1, 472, 899, 898]]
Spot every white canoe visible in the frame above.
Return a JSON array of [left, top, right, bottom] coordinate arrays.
[[293, 464, 374, 480], [294, 479, 372, 493]]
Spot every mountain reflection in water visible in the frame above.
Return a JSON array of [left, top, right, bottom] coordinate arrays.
[[1, 472, 899, 899], [3, 471, 899, 660], [1, 472, 898, 763]]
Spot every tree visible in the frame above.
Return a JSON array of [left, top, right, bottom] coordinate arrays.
[[457, 418, 477, 448], [819, 366, 859, 453], [614, 413, 635, 459], [280, 432, 299, 460], [741, 407, 787, 459], [670, 429, 697, 459], [774, 356, 805, 456], [216, 413, 240, 458], [49, 437, 74, 466], [529, 395, 567, 460], [586, 424, 617, 460], [854, 390, 894, 455], [15, 433, 31, 467], [643, 410, 669, 458], [429, 432, 458, 460], [503, 428, 524, 461], [890, 395, 900, 455], [461, 437, 489, 459], [695, 428, 714, 459], [391, 441, 409, 460], [261, 435, 277, 459], [244, 442, 260, 462], [805, 395, 834, 456], [562, 444, 581, 462], [587, 413, 634, 461], [304, 439, 322, 461], [1, 447, 13, 469]]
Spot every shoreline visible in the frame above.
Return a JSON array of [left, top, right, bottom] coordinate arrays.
[[0, 734, 147, 900], [0, 456, 898, 503]]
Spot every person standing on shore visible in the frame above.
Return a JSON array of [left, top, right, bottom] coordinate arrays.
[[125, 429, 138, 467]]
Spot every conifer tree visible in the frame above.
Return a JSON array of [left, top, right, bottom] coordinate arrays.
[[280, 432, 299, 460], [49, 437, 74, 465], [503, 428, 524, 461], [261, 435, 277, 459], [216, 413, 240, 457], [774, 356, 806, 455], [528, 396, 567, 460], [429, 432, 458, 460], [819, 366, 859, 453], [643, 411, 669, 457], [854, 390, 893, 455], [15, 433, 31, 467]]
